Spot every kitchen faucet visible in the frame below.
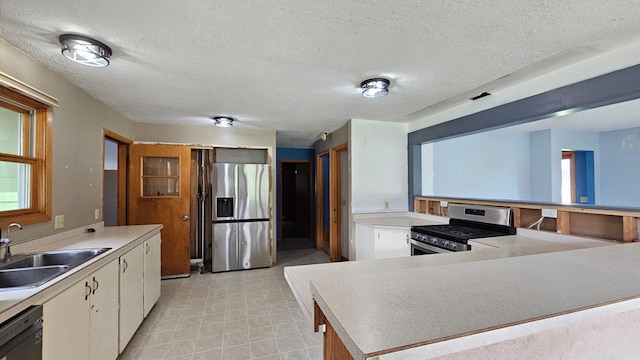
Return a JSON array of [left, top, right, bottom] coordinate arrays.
[[0, 223, 22, 262]]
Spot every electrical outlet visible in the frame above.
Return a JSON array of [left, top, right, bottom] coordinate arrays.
[[94, 208, 100, 220], [541, 209, 557, 218], [580, 196, 588, 203], [440, 201, 448, 207], [384, 200, 390, 209], [54, 215, 64, 229]]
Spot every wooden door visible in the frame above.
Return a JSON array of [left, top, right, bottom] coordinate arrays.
[[128, 144, 191, 277]]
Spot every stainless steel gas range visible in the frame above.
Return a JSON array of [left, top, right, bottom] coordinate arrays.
[[410, 204, 515, 255]]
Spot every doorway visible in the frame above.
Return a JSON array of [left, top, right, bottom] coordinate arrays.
[[102, 130, 130, 226], [316, 144, 348, 262], [279, 160, 313, 250], [561, 150, 595, 204]]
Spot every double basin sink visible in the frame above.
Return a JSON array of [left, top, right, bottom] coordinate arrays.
[[0, 248, 111, 291]]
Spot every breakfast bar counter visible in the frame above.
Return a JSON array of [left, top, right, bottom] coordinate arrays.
[[284, 232, 640, 359]]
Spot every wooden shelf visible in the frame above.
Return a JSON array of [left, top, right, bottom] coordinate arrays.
[[414, 197, 639, 242]]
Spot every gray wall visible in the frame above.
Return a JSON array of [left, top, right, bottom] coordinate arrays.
[[0, 39, 135, 244]]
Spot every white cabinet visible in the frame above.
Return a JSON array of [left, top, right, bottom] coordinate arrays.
[[43, 260, 119, 360], [119, 243, 144, 353], [374, 229, 410, 259], [354, 223, 410, 260], [143, 234, 161, 317]]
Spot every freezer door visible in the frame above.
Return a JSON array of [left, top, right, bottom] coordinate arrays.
[[213, 223, 238, 272], [237, 164, 269, 220], [212, 163, 237, 220], [238, 221, 270, 269]]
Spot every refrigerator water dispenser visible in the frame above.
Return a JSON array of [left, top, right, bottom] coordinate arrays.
[[216, 197, 234, 218]]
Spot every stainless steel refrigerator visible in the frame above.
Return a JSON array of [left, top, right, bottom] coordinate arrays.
[[212, 163, 270, 272]]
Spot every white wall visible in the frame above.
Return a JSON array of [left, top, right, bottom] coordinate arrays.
[[351, 119, 408, 213]]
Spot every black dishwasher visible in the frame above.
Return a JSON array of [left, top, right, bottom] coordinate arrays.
[[0, 306, 43, 360]]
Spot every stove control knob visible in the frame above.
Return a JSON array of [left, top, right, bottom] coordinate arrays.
[[450, 242, 457, 250], [442, 240, 449, 247]]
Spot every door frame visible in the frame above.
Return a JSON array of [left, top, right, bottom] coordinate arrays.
[[102, 129, 131, 226], [278, 159, 313, 240], [315, 143, 348, 261], [562, 150, 577, 203], [315, 151, 328, 251]]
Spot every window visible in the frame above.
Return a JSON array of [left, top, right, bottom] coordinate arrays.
[[0, 84, 53, 227], [141, 156, 181, 197]]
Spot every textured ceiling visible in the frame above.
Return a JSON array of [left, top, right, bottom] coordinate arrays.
[[2, 1, 640, 147]]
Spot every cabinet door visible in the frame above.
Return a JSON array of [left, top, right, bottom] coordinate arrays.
[[90, 260, 119, 360], [374, 229, 411, 259], [43, 279, 91, 360], [144, 234, 161, 317], [119, 243, 144, 353]]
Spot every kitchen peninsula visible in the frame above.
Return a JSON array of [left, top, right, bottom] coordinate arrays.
[[285, 229, 640, 359]]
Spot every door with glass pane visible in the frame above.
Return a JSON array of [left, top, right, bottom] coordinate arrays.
[[128, 144, 191, 277]]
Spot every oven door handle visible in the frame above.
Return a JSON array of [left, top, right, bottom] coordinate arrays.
[[410, 239, 450, 253]]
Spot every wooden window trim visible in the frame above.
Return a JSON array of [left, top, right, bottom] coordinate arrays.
[[0, 88, 52, 228]]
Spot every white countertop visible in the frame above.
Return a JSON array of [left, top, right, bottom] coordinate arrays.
[[0, 224, 162, 324], [309, 242, 638, 359], [353, 212, 448, 228], [284, 223, 624, 359], [285, 230, 613, 319]]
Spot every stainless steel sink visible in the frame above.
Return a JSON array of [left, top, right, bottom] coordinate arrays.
[[0, 248, 111, 290], [0, 248, 111, 270], [0, 266, 69, 290]]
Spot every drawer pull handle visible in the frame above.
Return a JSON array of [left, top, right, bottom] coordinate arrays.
[[84, 281, 91, 300], [92, 276, 99, 295]]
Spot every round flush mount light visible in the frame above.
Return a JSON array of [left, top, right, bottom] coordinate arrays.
[[212, 116, 234, 128], [59, 34, 112, 67], [360, 78, 390, 98]]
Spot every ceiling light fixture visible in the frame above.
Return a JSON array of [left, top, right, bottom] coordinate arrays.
[[212, 116, 234, 127], [360, 78, 390, 98], [59, 34, 112, 67]]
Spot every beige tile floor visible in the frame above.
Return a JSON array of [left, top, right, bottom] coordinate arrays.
[[118, 247, 330, 360]]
